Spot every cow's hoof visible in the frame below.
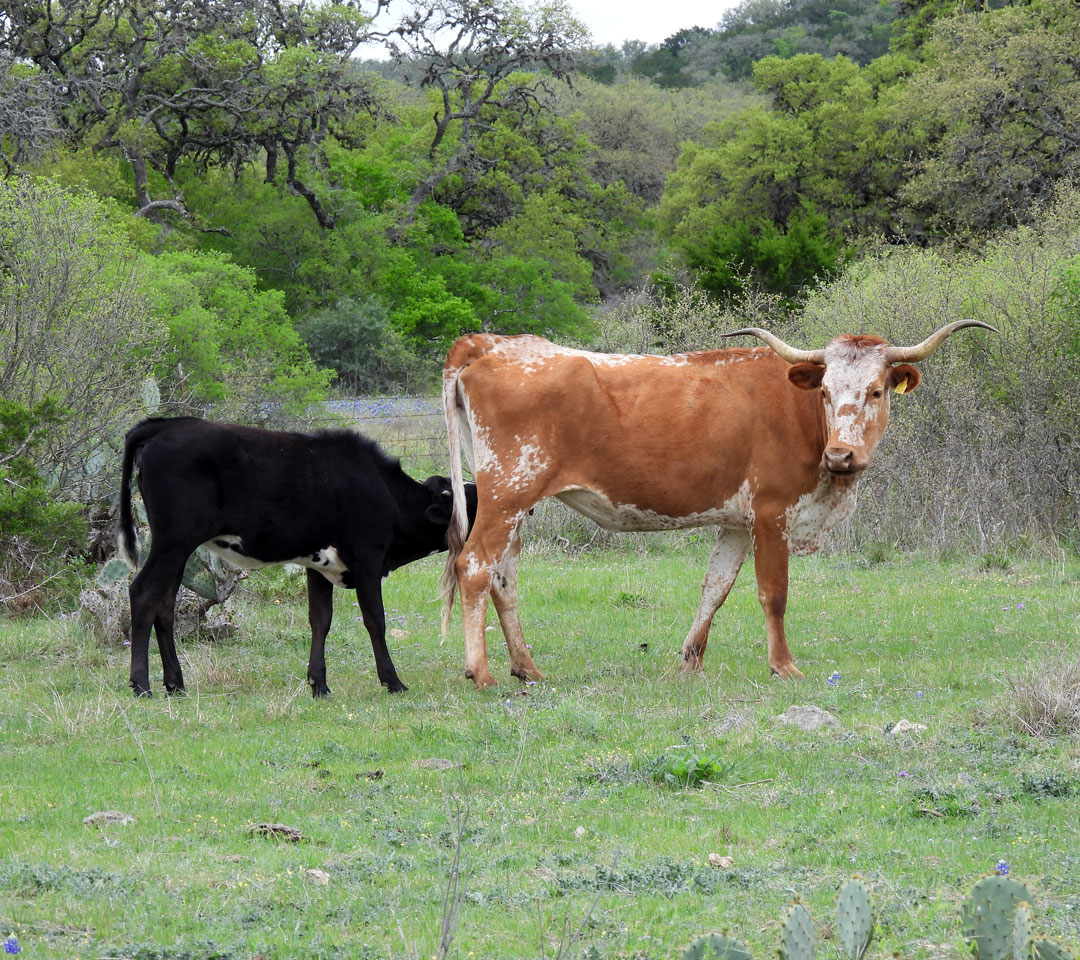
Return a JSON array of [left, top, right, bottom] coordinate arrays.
[[385, 680, 409, 694], [510, 667, 545, 683], [132, 686, 152, 699], [164, 684, 186, 697], [678, 656, 704, 674], [770, 662, 805, 680], [465, 667, 497, 690], [309, 681, 330, 698]]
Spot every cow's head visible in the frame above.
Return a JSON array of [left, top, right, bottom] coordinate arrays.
[[423, 476, 479, 539], [726, 320, 998, 476]]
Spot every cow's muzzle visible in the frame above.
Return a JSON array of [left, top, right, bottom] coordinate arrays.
[[824, 445, 867, 475]]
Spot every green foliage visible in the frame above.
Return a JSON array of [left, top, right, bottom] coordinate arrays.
[[0, 397, 85, 554], [295, 296, 428, 394], [140, 250, 331, 415], [656, 751, 735, 788], [682, 202, 849, 300], [836, 878, 875, 960]]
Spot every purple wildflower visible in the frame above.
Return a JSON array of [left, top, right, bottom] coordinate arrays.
[[4, 935, 19, 955], [827, 671, 842, 685], [996, 860, 1010, 876]]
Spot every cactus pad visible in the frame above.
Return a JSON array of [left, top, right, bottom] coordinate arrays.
[[963, 876, 1036, 960], [682, 933, 754, 960], [1033, 941, 1074, 960], [780, 903, 815, 960], [836, 877, 875, 960]]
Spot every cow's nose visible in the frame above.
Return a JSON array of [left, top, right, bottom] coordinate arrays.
[[824, 445, 864, 474]]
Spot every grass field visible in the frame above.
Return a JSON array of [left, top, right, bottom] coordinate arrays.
[[2, 542, 1079, 960]]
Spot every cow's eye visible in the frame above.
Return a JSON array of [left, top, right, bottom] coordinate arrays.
[[872, 389, 883, 399]]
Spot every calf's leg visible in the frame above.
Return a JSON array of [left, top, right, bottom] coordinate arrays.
[[128, 549, 187, 696], [156, 565, 187, 694], [306, 570, 334, 697], [351, 564, 407, 693], [679, 526, 751, 672]]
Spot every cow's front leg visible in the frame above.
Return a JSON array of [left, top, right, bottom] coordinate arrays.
[[491, 528, 543, 683], [752, 523, 803, 679], [306, 570, 334, 697], [679, 526, 751, 672], [353, 569, 407, 693]]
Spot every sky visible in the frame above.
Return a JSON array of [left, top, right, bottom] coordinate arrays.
[[566, 0, 741, 47]]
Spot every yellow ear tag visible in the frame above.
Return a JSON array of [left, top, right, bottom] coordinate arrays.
[[894, 378, 908, 395]]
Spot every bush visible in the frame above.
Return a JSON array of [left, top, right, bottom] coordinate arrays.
[[296, 296, 429, 394], [0, 177, 163, 499]]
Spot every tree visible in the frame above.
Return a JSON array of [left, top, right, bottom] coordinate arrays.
[[375, 0, 588, 231], [891, 0, 1080, 238], [1, 0, 387, 228]]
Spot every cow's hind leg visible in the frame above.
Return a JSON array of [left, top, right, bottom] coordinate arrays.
[[351, 563, 407, 693], [306, 570, 334, 697], [751, 523, 803, 679], [128, 549, 187, 697], [456, 512, 524, 690], [490, 528, 543, 683], [679, 526, 751, 672]]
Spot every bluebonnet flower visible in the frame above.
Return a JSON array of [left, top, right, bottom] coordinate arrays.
[[4, 934, 20, 955], [996, 860, 1010, 876], [915, 690, 925, 699], [827, 671, 842, 685]]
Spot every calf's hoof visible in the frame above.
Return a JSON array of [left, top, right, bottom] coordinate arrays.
[[164, 683, 186, 697], [131, 685, 152, 699], [384, 679, 409, 694], [308, 678, 331, 698]]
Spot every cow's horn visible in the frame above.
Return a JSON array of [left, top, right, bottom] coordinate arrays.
[[884, 319, 999, 363], [723, 327, 825, 365]]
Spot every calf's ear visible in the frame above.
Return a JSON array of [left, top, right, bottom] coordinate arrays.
[[888, 363, 921, 394], [425, 501, 453, 525], [787, 362, 825, 390]]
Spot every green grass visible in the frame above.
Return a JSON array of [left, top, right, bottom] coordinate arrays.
[[2, 544, 1079, 960]]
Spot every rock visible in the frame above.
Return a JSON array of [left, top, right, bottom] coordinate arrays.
[[711, 712, 751, 736], [415, 758, 463, 771], [773, 705, 839, 730], [305, 868, 331, 886], [248, 823, 307, 843], [83, 810, 136, 826], [708, 854, 735, 868], [573, 826, 586, 840], [886, 719, 927, 736]]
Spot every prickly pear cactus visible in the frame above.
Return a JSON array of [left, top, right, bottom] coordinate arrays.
[[1011, 904, 1033, 960], [97, 557, 133, 587], [963, 876, 1037, 960], [836, 877, 874, 960], [1032, 941, 1075, 960], [780, 903, 815, 960], [682, 933, 753, 960], [182, 549, 222, 601]]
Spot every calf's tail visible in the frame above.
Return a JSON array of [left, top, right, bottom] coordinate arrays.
[[117, 426, 141, 569]]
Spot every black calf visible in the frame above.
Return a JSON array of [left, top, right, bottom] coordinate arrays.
[[118, 416, 476, 697]]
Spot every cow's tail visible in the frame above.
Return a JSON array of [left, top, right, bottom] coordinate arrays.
[[440, 359, 470, 640]]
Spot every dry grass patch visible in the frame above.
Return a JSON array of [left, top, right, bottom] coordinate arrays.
[[991, 653, 1080, 736]]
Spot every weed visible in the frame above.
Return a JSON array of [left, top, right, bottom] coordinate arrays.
[[656, 751, 736, 788], [1021, 773, 1077, 798]]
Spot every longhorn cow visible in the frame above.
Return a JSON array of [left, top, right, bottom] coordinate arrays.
[[439, 321, 996, 689]]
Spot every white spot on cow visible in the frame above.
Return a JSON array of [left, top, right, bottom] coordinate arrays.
[[783, 476, 860, 555], [555, 480, 756, 533], [201, 538, 351, 586]]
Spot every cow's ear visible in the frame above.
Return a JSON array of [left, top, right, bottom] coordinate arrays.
[[888, 363, 921, 395], [788, 362, 825, 390], [425, 502, 452, 525]]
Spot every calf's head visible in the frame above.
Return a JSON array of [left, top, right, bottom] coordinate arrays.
[[423, 477, 479, 541], [727, 320, 998, 476]]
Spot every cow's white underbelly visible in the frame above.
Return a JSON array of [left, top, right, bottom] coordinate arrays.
[[202, 537, 351, 587], [555, 481, 755, 533]]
